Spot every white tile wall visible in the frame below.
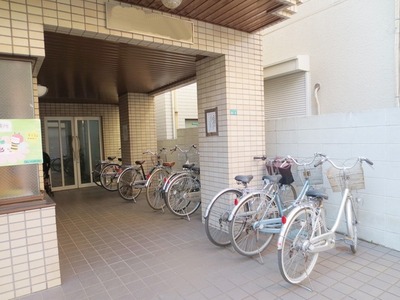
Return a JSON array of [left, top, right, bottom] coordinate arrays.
[[3, 1, 266, 298], [0, 206, 60, 300], [266, 108, 400, 251]]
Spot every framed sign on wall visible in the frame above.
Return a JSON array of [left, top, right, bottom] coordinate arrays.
[[205, 107, 218, 136]]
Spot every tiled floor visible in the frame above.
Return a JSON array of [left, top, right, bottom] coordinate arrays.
[[17, 187, 400, 300]]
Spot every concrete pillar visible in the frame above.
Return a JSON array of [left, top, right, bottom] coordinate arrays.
[[119, 93, 157, 172], [197, 50, 266, 212]]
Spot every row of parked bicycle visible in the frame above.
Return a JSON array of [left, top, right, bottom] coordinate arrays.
[[203, 153, 373, 286], [92, 145, 201, 219]]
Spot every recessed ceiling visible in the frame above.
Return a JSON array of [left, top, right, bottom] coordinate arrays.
[[38, 0, 301, 104], [38, 31, 202, 104]]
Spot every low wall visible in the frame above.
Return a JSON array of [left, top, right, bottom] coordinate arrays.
[[265, 108, 400, 251]]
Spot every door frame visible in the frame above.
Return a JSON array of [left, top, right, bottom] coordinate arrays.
[[44, 116, 103, 190]]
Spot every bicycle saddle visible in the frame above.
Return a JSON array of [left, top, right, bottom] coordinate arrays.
[[262, 174, 282, 183], [306, 188, 328, 199], [135, 160, 145, 165], [234, 175, 253, 184], [163, 162, 175, 167]]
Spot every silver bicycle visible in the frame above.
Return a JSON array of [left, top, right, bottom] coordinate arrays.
[[277, 156, 373, 286], [227, 153, 325, 257], [204, 156, 297, 247]]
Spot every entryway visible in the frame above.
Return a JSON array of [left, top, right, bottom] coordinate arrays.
[[44, 117, 103, 190]]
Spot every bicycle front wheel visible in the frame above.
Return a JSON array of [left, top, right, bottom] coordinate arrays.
[[279, 184, 297, 208], [229, 193, 277, 256], [278, 206, 320, 284], [345, 197, 358, 254], [166, 175, 201, 217], [205, 189, 243, 247], [118, 168, 143, 201], [100, 163, 120, 191], [146, 168, 169, 210]]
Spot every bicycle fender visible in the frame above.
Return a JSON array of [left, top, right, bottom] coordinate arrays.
[[203, 188, 242, 219], [163, 172, 189, 193], [227, 192, 262, 222], [276, 205, 311, 250]]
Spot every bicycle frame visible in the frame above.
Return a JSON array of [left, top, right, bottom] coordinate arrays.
[[228, 153, 326, 238], [249, 176, 314, 234]]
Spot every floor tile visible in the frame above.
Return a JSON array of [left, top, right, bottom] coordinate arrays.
[[14, 187, 400, 300]]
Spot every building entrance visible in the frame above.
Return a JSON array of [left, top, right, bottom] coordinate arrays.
[[44, 117, 103, 190]]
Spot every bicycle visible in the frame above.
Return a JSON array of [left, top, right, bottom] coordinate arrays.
[[92, 156, 120, 187], [117, 149, 175, 206], [204, 156, 297, 247], [162, 145, 200, 220], [277, 156, 373, 287], [227, 153, 325, 257], [99, 159, 127, 191]]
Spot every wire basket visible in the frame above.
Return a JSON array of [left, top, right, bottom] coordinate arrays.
[[326, 163, 365, 193], [292, 164, 323, 186]]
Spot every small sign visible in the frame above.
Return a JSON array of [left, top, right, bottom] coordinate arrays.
[[230, 109, 238, 115], [205, 108, 218, 136]]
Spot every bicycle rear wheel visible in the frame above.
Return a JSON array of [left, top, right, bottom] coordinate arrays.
[[165, 174, 201, 217], [146, 168, 169, 210], [205, 189, 243, 247], [118, 168, 143, 201], [100, 163, 120, 191], [92, 162, 104, 187], [345, 197, 358, 253], [229, 193, 277, 256], [278, 206, 320, 284]]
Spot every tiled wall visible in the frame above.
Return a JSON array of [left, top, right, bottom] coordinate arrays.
[[197, 53, 266, 211], [119, 93, 157, 171], [39, 103, 121, 160], [0, 206, 60, 300], [265, 108, 400, 251]]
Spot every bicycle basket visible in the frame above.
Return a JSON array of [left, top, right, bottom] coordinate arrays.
[[151, 154, 161, 166], [278, 164, 294, 185], [292, 164, 323, 186], [327, 163, 365, 193], [266, 159, 294, 185], [266, 160, 279, 175]]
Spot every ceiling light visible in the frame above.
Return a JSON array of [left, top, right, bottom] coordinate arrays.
[[161, 0, 182, 9], [38, 84, 48, 97]]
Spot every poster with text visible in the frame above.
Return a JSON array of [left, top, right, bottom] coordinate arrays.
[[0, 119, 43, 167]]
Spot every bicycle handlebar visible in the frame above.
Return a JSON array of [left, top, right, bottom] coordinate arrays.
[[170, 144, 197, 153], [285, 153, 326, 167], [315, 156, 374, 170], [254, 153, 326, 168]]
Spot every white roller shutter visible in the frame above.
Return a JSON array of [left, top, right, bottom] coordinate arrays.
[[264, 72, 308, 119]]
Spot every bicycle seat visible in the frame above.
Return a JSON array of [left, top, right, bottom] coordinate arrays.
[[191, 166, 200, 174], [108, 156, 116, 160], [306, 188, 328, 200], [135, 160, 145, 165], [163, 162, 175, 167], [234, 175, 253, 184], [182, 163, 195, 169], [262, 174, 282, 183]]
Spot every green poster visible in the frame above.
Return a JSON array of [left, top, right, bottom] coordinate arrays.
[[0, 119, 43, 167]]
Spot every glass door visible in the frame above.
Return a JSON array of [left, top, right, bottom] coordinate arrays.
[[45, 118, 76, 190], [45, 117, 103, 190], [75, 118, 102, 188]]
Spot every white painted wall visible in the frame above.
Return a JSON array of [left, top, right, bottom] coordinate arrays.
[[155, 83, 198, 140], [265, 108, 400, 251], [262, 0, 400, 251], [262, 0, 397, 113]]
